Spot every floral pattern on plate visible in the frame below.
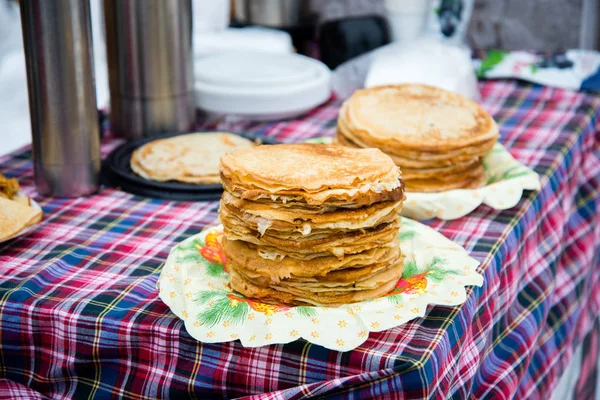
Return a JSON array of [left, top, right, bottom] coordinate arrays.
[[157, 218, 483, 351]]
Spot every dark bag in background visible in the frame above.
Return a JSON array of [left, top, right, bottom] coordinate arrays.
[[318, 15, 390, 70]]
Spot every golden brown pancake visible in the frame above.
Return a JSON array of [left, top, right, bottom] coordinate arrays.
[[220, 191, 403, 233], [131, 132, 254, 184], [400, 160, 481, 180], [222, 173, 406, 207], [223, 220, 399, 258], [336, 115, 495, 164], [233, 257, 401, 291], [334, 84, 497, 193], [230, 249, 401, 286], [220, 144, 402, 202], [0, 197, 43, 241], [219, 204, 400, 244], [228, 259, 403, 306], [219, 143, 405, 306], [404, 172, 486, 192], [335, 130, 483, 169], [223, 238, 400, 280], [341, 84, 499, 152]]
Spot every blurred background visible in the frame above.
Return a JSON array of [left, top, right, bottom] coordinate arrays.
[[315, 0, 599, 51], [0, 0, 599, 155]]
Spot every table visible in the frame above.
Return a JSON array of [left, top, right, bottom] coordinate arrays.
[[1, 81, 599, 399]]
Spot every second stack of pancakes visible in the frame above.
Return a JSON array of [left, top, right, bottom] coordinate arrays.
[[335, 84, 499, 192], [219, 144, 406, 306]]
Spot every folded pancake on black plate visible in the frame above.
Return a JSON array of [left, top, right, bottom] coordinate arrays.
[[131, 132, 254, 184]]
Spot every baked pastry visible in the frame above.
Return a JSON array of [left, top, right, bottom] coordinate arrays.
[[218, 143, 406, 306], [0, 196, 42, 241], [131, 132, 254, 184], [335, 84, 499, 192], [0, 173, 42, 241]]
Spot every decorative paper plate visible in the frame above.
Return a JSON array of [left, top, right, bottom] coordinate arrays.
[[305, 138, 541, 220], [157, 219, 483, 352]]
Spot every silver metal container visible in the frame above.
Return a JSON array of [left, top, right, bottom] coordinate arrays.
[[233, 0, 311, 28], [103, 0, 195, 139], [20, 0, 101, 197]]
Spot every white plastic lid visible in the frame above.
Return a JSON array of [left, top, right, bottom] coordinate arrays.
[[194, 52, 332, 121], [195, 51, 316, 88]]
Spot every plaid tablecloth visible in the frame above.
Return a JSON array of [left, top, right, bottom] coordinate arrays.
[[1, 81, 600, 399]]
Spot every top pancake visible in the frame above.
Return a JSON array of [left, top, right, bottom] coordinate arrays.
[[220, 143, 402, 195], [131, 132, 254, 184], [342, 84, 499, 152]]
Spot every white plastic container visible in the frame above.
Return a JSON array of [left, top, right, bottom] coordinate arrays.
[[365, 38, 480, 101], [194, 52, 331, 121], [384, 0, 433, 42]]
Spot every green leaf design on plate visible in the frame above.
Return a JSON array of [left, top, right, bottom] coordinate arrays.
[[401, 218, 417, 227], [486, 165, 533, 184], [174, 238, 205, 264], [174, 236, 228, 278], [387, 294, 403, 305], [204, 260, 228, 278], [424, 257, 460, 282], [389, 256, 461, 297], [398, 230, 417, 242], [530, 65, 539, 74], [427, 268, 461, 282], [194, 290, 249, 328], [195, 290, 224, 303], [390, 258, 430, 296], [478, 50, 507, 77], [402, 257, 460, 281], [402, 258, 420, 279], [501, 165, 533, 180], [428, 256, 446, 268], [177, 238, 204, 253], [295, 306, 318, 318]]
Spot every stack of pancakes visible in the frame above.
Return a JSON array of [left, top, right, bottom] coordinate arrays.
[[219, 144, 406, 306], [335, 84, 499, 192]]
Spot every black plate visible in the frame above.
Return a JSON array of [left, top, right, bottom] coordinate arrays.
[[102, 131, 279, 201], [101, 164, 226, 201]]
